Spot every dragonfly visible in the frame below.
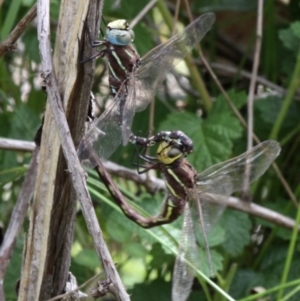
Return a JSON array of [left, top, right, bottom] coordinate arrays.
[[91, 130, 281, 301], [78, 13, 216, 168]]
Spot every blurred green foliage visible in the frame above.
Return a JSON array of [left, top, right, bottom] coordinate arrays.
[[1, 0, 300, 300]]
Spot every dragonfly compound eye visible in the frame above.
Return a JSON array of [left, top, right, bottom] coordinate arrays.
[[106, 20, 134, 46], [157, 142, 185, 165], [167, 146, 183, 159]]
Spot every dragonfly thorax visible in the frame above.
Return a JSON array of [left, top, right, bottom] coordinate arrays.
[[106, 19, 135, 46]]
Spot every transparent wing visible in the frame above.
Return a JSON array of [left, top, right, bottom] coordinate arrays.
[[77, 98, 123, 168], [172, 203, 199, 301], [173, 140, 281, 296], [194, 140, 281, 233], [197, 140, 281, 193], [77, 75, 139, 166], [120, 72, 136, 145], [135, 13, 216, 112]]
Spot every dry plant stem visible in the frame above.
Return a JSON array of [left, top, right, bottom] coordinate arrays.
[[18, 1, 129, 301], [130, 0, 157, 28], [247, 0, 263, 150], [0, 4, 37, 57], [0, 149, 38, 299], [172, 0, 181, 36], [19, 0, 129, 300], [243, 0, 264, 194], [206, 62, 288, 98], [37, 3, 129, 301], [47, 272, 103, 301], [0, 137, 35, 152]]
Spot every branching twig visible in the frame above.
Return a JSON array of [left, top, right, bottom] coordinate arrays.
[[0, 4, 37, 57], [47, 272, 103, 301]]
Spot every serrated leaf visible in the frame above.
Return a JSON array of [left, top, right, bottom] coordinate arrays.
[[220, 210, 252, 256], [229, 269, 263, 299], [194, 248, 223, 276], [255, 96, 300, 128], [197, 223, 225, 248]]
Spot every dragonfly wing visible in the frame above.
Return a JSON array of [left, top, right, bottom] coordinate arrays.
[[172, 203, 199, 301], [193, 140, 281, 232], [197, 140, 281, 193], [135, 13, 216, 112], [120, 73, 136, 145], [77, 98, 123, 168]]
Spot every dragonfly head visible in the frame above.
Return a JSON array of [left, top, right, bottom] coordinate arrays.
[[106, 19, 135, 46], [156, 140, 191, 165]]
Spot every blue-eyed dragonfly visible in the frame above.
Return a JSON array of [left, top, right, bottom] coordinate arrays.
[[78, 13, 216, 167], [91, 130, 281, 301]]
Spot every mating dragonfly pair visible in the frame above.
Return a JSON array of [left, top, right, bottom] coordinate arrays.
[[78, 13, 281, 301]]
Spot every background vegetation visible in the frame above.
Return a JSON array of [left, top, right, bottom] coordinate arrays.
[[0, 0, 300, 300]]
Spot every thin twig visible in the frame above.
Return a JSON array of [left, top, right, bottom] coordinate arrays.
[[47, 272, 103, 301], [204, 62, 289, 98], [0, 137, 35, 152], [247, 0, 263, 150], [243, 0, 264, 195], [130, 0, 157, 28], [0, 4, 37, 57]]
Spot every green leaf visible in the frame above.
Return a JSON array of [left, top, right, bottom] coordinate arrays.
[[4, 238, 23, 300], [0, 0, 22, 39], [197, 224, 225, 248], [129, 278, 171, 301], [229, 269, 263, 299], [255, 95, 300, 128], [196, 248, 224, 276], [148, 243, 174, 269], [125, 242, 148, 258], [73, 249, 100, 270], [279, 21, 300, 52], [106, 210, 138, 243], [220, 210, 252, 256]]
